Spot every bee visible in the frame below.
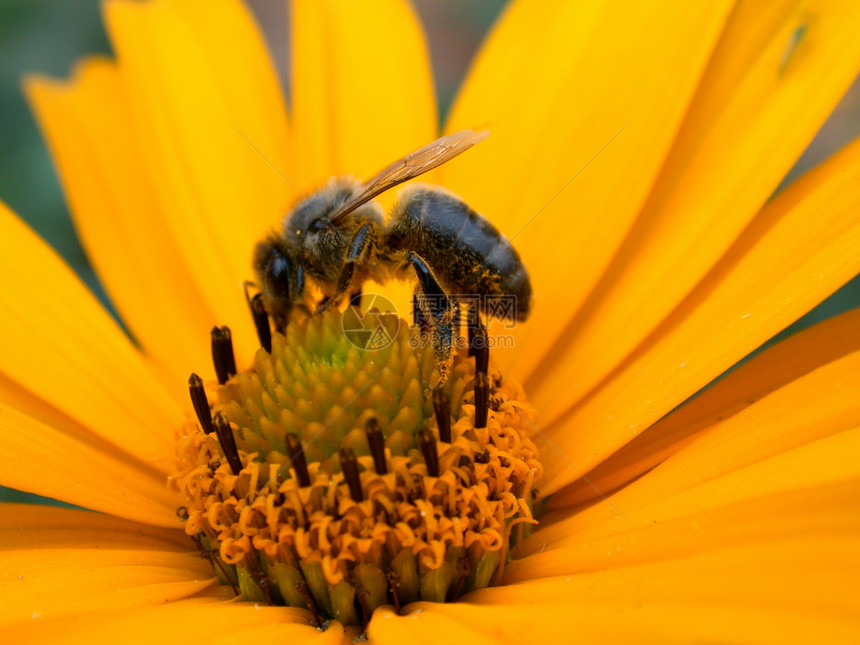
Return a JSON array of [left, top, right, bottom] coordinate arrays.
[[252, 130, 531, 381]]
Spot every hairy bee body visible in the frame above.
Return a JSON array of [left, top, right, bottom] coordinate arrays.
[[252, 130, 531, 380], [385, 186, 531, 321], [283, 178, 385, 286]]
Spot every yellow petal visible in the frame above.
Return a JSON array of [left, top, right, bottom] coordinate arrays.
[[0, 508, 217, 626], [516, 453, 860, 571], [538, 135, 860, 494], [369, 607, 498, 645], [528, 348, 860, 550], [0, 201, 181, 469], [505, 478, 860, 583], [24, 59, 215, 388], [552, 306, 860, 507], [527, 0, 860, 408], [0, 599, 333, 645], [410, 534, 860, 643], [291, 0, 437, 191], [0, 503, 187, 549], [0, 370, 100, 454], [0, 405, 178, 526], [443, 0, 734, 371], [103, 0, 291, 363]]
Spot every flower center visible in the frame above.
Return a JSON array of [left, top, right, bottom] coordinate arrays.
[[171, 309, 542, 627]]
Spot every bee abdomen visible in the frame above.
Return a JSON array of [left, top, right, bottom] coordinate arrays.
[[387, 187, 531, 321]]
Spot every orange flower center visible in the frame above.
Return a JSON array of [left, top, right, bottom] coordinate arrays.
[[170, 310, 542, 627]]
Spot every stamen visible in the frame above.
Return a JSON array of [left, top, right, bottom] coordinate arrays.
[[339, 447, 363, 502], [210, 326, 238, 384], [467, 306, 479, 357], [249, 293, 273, 353], [188, 373, 215, 434], [474, 373, 490, 429], [472, 322, 490, 429], [172, 311, 542, 628], [432, 388, 452, 443], [418, 428, 439, 477], [365, 418, 387, 475], [213, 411, 243, 475], [194, 532, 238, 595], [472, 322, 489, 376], [284, 433, 311, 487]]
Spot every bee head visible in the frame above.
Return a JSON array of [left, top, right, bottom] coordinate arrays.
[[252, 238, 304, 331]]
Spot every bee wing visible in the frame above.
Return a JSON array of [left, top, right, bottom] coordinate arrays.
[[330, 129, 489, 222]]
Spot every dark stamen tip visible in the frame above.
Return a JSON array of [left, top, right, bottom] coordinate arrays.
[[210, 326, 238, 384], [285, 433, 311, 487], [365, 418, 387, 475], [339, 447, 363, 502], [213, 411, 243, 475], [467, 306, 480, 357], [474, 373, 490, 429], [418, 429, 440, 477], [473, 328, 489, 377], [250, 294, 273, 353], [188, 373, 215, 435], [432, 388, 452, 444]]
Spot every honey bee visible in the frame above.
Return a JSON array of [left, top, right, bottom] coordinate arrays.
[[252, 130, 531, 380]]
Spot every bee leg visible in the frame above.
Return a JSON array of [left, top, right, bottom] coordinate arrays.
[[316, 223, 375, 314], [349, 286, 363, 308], [469, 307, 490, 429], [408, 253, 458, 384], [412, 292, 429, 332]]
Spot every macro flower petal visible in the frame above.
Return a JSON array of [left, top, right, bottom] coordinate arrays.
[[0, 201, 181, 469], [554, 307, 860, 507], [291, 0, 437, 192], [539, 134, 860, 493], [522, 345, 860, 551], [443, 0, 734, 370], [525, 0, 860, 406], [0, 406, 178, 525], [102, 0, 291, 363], [370, 607, 499, 645], [0, 505, 216, 629], [25, 59, 216, 388], [514, 456, 860, 573], [389, 530, 860, 643], [0, 599, 334, 645]]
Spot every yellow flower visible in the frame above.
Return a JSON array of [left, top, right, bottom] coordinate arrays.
[[3, 0, 860, 641]]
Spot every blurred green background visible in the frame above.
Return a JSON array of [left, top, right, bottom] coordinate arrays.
[[1, 0, 859, 505]]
